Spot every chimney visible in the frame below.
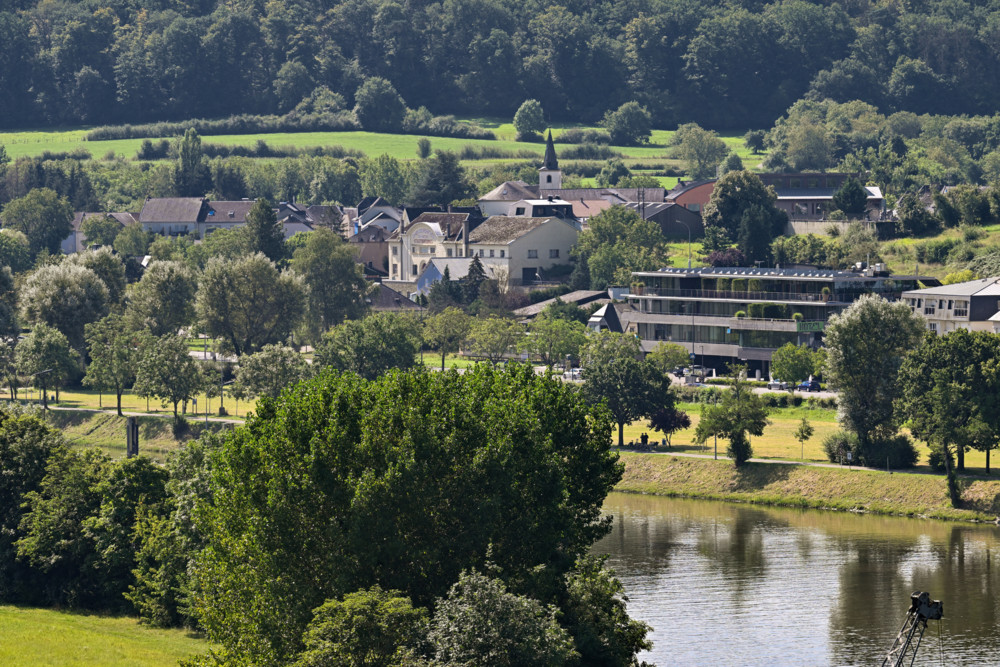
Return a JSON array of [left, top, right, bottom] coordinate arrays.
[[463, 217, 470, 258]]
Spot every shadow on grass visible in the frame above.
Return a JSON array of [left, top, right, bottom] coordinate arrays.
[[730, 461, 794, 492]]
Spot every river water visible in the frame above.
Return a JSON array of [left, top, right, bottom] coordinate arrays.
[[593, 492, 1000, 666]]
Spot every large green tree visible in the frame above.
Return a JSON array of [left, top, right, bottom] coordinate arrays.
[[124, 260, 198, 337], [423, 307, 472, 371], [464, 316, 524, 365], [513, 99, 545, 139], [20, 262, 110, 351], [581, 331, 676, 447], [191, 364, 624, 664], [314, 312, 420, 380], [133, 335, 203, 417], [573, 206, 670, 289], [824, 294, 924, 465], [702, 170, 787, 260], [242, 198, 286, 263], [83, 313, 147, 415], [174, 128, 211, 197], [0, 188, 73, 258], [523, 314, 588, 368], [406, 150, 475, 207], [14, 324, 78, 408], [195, 253, 307, 356], [676, 123, 729, 179], [898, 329, 1000, 474], [769, 342, 819, 386], [291, 228, 369, 334], [234, 344, 310, 400]]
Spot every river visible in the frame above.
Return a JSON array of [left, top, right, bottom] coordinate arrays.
[[593, 492, 1000, 666]]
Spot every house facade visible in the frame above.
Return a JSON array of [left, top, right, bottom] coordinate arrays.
[[624, 266, 935, 374], [467, 215, 580, 285], [901, 278, 1000, 335]]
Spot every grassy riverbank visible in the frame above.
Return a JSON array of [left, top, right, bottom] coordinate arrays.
[[0, 606, 208, 666], [615, 452, 1000, 522]]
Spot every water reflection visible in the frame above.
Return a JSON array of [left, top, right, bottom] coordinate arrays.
[[594, 493, 1000, 666]]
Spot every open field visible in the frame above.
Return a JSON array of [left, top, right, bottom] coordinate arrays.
[[0, 605, 208, 666], [615, 453, 1000, 521], [6, 387, 255, 419]]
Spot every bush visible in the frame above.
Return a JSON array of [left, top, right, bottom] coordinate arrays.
[[914, 238, 961, 264], [866, 434, 918, 469], [731, 278, 747, 292], [559, 144, 622, 160], [822, 430, 858, 463], [734, 310, 746, 318], [926, 442, 952, 471], [558, 128, 611, 144]]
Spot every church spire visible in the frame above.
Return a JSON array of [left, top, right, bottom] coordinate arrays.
[[541, 130, 558, 171]]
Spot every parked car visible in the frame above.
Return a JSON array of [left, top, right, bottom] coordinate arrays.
[[563, 367, 583, 381], [688, 365, 708, 378], [766, 379, 788, 390], [796, 379, 822, 392], [670, 366, 687, 378]]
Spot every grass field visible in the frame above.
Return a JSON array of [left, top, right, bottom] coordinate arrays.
[[0, 121, 762, 189], [8, 387, 255, 419], [0, 605, 208, 666], [615, 453, 1000, 521]]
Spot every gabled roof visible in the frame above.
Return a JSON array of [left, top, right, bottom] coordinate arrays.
[[206, 200, 256, 223], [480, 181, 539, 202], [357, 196, 390, 215], [666, 180, 716, 200], [571, 199, 615, 218], [422, 257, 496, 281], [513, 290, 608, 317], [541, 130, 559, 171], [588, 303, 624, 333], [139, 198, 206, 223], [469, 216, 556, 244], [72, 212, 124, 232], [904, 278, 1000, 297], [370, 284, 425, 311]]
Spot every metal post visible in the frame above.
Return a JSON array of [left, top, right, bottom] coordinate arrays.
[[126, 416, 139, 458]]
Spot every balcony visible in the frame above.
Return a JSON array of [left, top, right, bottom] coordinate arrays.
[[630, 287, 841, 303]]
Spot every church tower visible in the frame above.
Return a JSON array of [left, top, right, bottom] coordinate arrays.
[[539, 130, 562, 191]]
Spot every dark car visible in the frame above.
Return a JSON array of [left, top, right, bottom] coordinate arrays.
[[796, 379, 822, 392]]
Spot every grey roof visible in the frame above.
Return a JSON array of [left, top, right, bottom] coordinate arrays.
[[424, 257, 495, 280], [588, 303, 624, 333], [634, 266, 935, 282], [903, 278, 1000, 297], [513, 290, 608, 317], [139, 198, 206, 223], [774, 188, 882, 200], [469, 216, 553, 244], [370, 284, 425, 311], [666, 180, 716, 200], [206, 200, 256, 223], [480, 181, 539, 201], [623, 202, 676, 218], [541, 130, 559, 171]]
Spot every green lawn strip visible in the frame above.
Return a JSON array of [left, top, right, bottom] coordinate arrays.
[[615, 453, 1000, 521], [14, 387, 256, 419], [0, 605, 208, 667]]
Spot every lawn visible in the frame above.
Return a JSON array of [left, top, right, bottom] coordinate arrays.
[[0, 605, 209, 667]]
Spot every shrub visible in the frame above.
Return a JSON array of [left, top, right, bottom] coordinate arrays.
[[716, 277, 731, 291], [926, 442, 952, 471], [734, 310, 746, 318], [914, 238, 960, 264], [731, 278, 747, 291], [559, 144, 622, 160], [822, 430, 858, 463], [747, 278, 763, 292], [705, 249, 746, 267], [866, 434, 918, 469], [558, 128, 611, 144]]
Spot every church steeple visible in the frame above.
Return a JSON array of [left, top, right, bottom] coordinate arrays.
[[539, 130, 562, 190]]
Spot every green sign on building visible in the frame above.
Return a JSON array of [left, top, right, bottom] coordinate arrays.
[[796, 320, 825, 332]]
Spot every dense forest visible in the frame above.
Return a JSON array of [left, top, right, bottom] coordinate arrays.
[[3, 0, 1000, 129]]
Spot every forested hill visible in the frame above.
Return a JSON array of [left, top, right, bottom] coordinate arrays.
[[0, 0, 997, 130]]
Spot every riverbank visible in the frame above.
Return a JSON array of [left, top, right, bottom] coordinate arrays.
[[615, 452, 1000, 522]]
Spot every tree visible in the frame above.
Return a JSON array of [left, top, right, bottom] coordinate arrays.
[[693, 367, 770, 466], [523, 315, 588, 367], [895, 193, 940, 237], [234, 344, 310, 400], [770, 343, 817, 386], [15, 324, 78, 408], [718, 152, 744, 175], [0, 266, 18, 342], [0, 230, 33, 274], [353, 77, 406, 132], [314, 312, 420, 380], [602, 101, 652, 145], [824, 294, 924, 465], [676, 123, 729, 179], [794, 417, 814, 460], [0, 407, 67, 603], [646, 342, 691, 376], [293, 587, 428, 667], [513, 99, 545, 139], [80, 215, 121, 247], [66, 247, 127, 308], [291, 228, 369, 334], [174, 128, 211, 197], [113, 222, 153, 257], [785, 123, 833, 171], [19, 263, 110, 351], [190, 364, 624, 664], [407, 150, 475, 207], [464, 316, 524, 365], [832, 177, 868, 218], [242, 198, 286, 263], [427, 570, 578, 666], [595, 159, 631, 187], [744, 130, 766, 154], [898, 329, 1000, 475], [423, 307, 472, 371], [124, 260, 198, 337], [359, 154, 409, 206], [702, 170, 787, 257], [581, 331, 676, 447], [195, 253, 307, 356], [83, 314, 146, 416], [572, 206, 670, 289], [133, 334, 203, 417], [0, 188, 73, 258]]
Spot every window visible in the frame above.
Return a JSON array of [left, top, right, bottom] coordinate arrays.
[[500, 250, 505, 258], [457, 249, 463, 257], [928, 323, 938, 333], [549, 249, 559, 258], [391, 264, 397, 276], [489, 249, 495, 257], [479, 249, 484, 257], [546, 175, 552, 183], [528, 249, 538, 258], [411, 264, 417, 276], [392, 246, 398, 256], [924, 303, 936, 315], [446, 248, 452, 257], [955, 300, 969, 317], [515, 207, 525, 215]]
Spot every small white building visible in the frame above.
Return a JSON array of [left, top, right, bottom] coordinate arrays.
[[901, 278, 1000, 335]]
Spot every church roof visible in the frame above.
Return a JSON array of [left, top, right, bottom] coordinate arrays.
[[540, 130, 559, 171]]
